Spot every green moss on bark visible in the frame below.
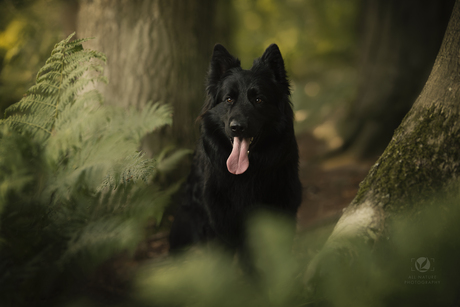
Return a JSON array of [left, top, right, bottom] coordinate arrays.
[[354, 103, 460, 214]]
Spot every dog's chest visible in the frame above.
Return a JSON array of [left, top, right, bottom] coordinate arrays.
[[204, 171, 281, 210]]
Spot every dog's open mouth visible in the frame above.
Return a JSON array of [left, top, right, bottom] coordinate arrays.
[[227, 137, 254, 175]]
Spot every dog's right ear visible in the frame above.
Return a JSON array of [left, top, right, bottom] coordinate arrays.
[[206, 44, 240, 97], [198, 45, 240, 120]]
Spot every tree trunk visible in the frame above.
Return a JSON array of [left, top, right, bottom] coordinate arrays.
[[76, 0, 228, 151], [339, 0, 454, 158], [306, 0, 460, 287]]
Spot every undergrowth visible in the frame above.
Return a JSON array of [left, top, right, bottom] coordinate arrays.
[[0, 33, 188, 306]]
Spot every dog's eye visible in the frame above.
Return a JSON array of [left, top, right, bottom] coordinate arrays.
[[255, 98, 263, 104], [226, 97, 234, 104]]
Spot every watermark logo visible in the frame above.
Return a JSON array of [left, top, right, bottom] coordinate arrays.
[[404, 257, 440, 285], [413, 257, 433, 273]]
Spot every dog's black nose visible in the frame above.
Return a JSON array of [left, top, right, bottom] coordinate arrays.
[[230, 120, 245, 134]]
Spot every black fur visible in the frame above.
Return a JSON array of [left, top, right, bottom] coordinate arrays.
[[169, 44, 302, 254]]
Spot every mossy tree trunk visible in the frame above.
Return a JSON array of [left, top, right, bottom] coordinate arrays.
[[77, 0, 229, 151], [306, 0, 460, 283], [339, 0, 454, 158]]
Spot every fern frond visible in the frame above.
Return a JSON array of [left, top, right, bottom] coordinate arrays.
[[59, 217, 142, 270], [56, 182, 170, 270], [45, 101, 172, 196], [4, 111, 53, 139], [123, 103, 173, 143], [62, 36, 94, 50], [1, 32, 106, 141], [98, 152, 156, 191]]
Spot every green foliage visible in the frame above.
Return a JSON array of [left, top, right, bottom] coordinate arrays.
[[3, 33, 106, 139], [136, 213, 307, 307], [232, 0, 359, 77], [0, 33, 186, 305], [134, 198, 460, 307]]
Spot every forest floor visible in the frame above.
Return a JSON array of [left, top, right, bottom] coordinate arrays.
[[296, 132, 377, 231], [87, 132, 378, 300]]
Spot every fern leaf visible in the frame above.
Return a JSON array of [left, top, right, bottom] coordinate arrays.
[[124, 103, 173, 143], [1, 33, 105, 141], [4, 112, 53, 139], [63, 36, 94, 49], [97, 152, 156, 191], [59, 217, 143, 270]]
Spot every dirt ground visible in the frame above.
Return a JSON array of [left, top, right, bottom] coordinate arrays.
[[296, 132, 376, 231]]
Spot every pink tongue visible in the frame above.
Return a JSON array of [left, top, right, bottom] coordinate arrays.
[[227, 137, 250, 175]]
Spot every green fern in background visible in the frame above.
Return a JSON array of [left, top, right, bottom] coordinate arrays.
[[3, 33, 107, 141], [0, 33, 187, 305]]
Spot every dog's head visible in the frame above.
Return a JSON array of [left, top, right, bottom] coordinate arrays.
[[200, 44, 294, 175]]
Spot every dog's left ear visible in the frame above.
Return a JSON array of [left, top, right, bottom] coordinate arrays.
[[260, 44, 290, 94]]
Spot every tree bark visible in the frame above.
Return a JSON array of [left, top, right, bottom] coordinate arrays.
[[306, 0, 460, 286], [76, 0, 227, 151], [339, 0, 455, 158]]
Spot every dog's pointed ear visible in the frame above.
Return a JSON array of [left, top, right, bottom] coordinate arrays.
[[260, 44, 290, 94], [207, 44, 240, 95], [199, 45, 240, 120]]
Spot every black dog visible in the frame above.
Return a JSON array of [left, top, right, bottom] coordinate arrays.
[[169, 44, 301, 257]]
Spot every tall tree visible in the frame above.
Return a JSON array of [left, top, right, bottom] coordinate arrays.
[[77, 0, 229, 151], [306, 0, 460, 295], [339, 0, 455, 158]]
